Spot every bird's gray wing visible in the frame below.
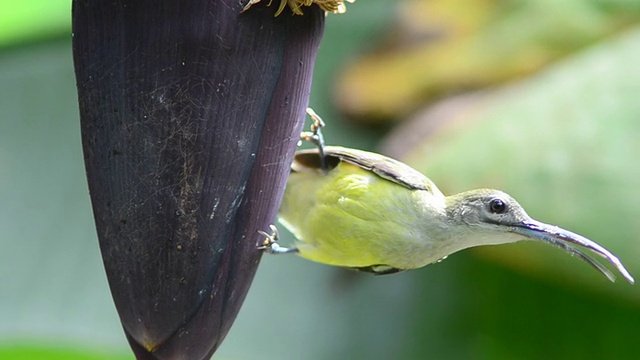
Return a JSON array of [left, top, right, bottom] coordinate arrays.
[[292, 146, 433, 191]]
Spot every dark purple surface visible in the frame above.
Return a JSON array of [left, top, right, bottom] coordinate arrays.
[[72, 1, 324, 358]]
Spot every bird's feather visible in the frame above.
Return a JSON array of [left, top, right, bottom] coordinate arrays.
[[292, 146, 435, 191]]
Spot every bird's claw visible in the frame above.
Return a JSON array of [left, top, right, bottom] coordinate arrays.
[[300, 107, 326, 149], [300, 108, 328, 171], [257, 225, 299, 254], [257, 224, 279, 251]]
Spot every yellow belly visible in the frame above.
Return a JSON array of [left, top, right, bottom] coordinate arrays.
[[279, 162, 433, 269]]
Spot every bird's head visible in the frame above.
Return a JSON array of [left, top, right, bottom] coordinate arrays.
[[445, 189, 634, 284], [446, 189, 529, 228]]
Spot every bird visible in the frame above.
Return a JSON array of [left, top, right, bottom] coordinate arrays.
[[258, 109, 634, 284]]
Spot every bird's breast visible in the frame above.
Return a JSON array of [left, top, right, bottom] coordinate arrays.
[[279, 162, 446, 269]]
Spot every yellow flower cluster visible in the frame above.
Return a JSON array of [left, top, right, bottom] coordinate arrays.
[[244, 0, 355, 16]]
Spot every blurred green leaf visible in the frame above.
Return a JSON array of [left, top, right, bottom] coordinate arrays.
[[0, 0, 70, 48], [0, 42, 126, 351], [0, 343, 130, 360], [336, 0, 640, 121]]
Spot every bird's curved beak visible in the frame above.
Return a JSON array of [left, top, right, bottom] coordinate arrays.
[[511, 220, 634, 284]]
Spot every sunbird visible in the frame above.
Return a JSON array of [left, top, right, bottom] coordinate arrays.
[[259, 109, 634, 283]]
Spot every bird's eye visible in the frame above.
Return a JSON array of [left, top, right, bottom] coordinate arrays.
[[489, 199, 507, 214]]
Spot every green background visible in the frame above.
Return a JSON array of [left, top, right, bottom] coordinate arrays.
[[1, 1, 638, 359]]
